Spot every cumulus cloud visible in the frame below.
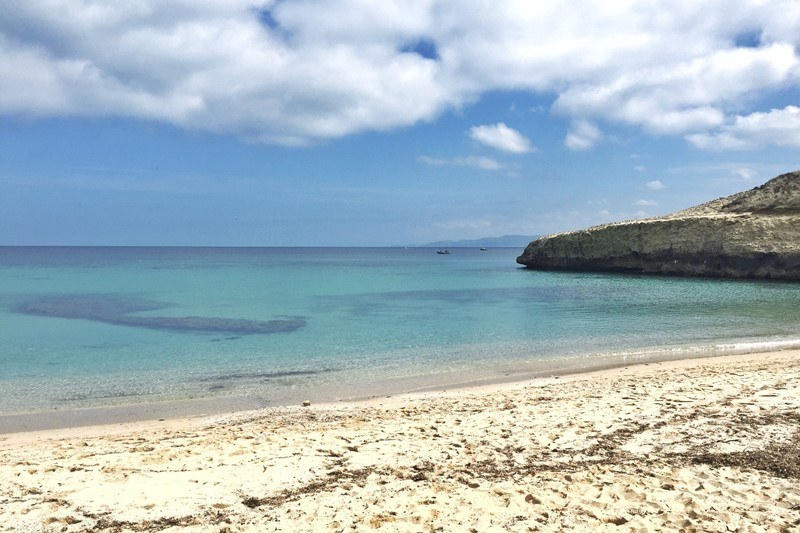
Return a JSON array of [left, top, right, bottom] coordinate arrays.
[[554, 44, 798, 135], [468, 123, 534, 153], [686, 105, 800, 150], [418, 155, 503, 171], [1, 1, 800, 145], [0, 0, 452, 144], [645, 180, 666, 191], [564, 120, 602, 150], [635, 199, 658, 206]]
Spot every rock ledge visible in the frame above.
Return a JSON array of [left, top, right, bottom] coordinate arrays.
[[516, 171, 800, 280]]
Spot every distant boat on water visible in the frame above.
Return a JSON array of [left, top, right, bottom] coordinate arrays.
[[436, 250, 450, 255]]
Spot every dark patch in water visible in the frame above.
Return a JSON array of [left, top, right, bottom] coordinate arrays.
[[211, 335, 246, 342], [196, 368, 336, 382], [57, 391, 142, 402], [80, 343, 133, 350], [315, 286, 576, 318], [13, 294, 306, 335], [208, 384, 226, 391]]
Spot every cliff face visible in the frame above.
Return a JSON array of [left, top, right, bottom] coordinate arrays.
[[516, 171, 800, 280]]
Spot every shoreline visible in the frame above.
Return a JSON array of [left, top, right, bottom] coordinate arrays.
[[3, 348, 797, 438], [2, 348, 799, 530], [3, 341, 800, 435]]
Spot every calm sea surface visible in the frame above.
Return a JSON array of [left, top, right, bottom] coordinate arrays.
[[1, 246, 799, 419]]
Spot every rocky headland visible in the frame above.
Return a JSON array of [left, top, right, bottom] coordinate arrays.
[[517, 170, 800, 280]]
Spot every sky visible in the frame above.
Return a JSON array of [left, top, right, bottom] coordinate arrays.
[[1, 1, 799, 246]]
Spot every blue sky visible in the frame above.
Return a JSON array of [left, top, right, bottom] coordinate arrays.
[[1, 1, 799, 246]]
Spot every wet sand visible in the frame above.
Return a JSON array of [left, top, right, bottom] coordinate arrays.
[[2, 350, 799, 531]]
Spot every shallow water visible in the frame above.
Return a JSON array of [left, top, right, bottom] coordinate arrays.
[[1, 246, 799, 417]]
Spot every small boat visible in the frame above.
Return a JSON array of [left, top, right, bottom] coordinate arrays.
[[436, 250, 450, 255], [480, 247, 487, 251]]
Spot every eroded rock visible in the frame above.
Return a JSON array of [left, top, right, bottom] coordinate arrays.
[[517, 170, 800, 280]]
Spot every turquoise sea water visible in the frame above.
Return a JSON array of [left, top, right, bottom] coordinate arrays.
[[1, 246, 799, 419]]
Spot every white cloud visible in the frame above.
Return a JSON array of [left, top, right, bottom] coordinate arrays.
[[686, 105, 800, 150], [1, 1, 800, 145], [564, 120, 602, 150], [733, 168, 758, 181], [468, 123, 534, 153], [633, 165, 647, 172], [645, 180, 666, 191], [0, 1, 452, 144], [554, 43, 798, 135], [635, 199, 658, 206], [418, 155, 503, 171]]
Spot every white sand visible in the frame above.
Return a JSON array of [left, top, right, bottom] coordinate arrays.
[[2, 350, 799, 531]]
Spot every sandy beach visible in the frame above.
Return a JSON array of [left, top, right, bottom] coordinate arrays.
[[2, 350, 799, 532]]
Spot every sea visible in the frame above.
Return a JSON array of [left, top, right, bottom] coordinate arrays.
[[1, 246, 799, 429]]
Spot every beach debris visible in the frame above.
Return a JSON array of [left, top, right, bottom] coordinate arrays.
[[525, 494, 542, 504], [5, 351, 800, 532], [302, 400, 312, 407]]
